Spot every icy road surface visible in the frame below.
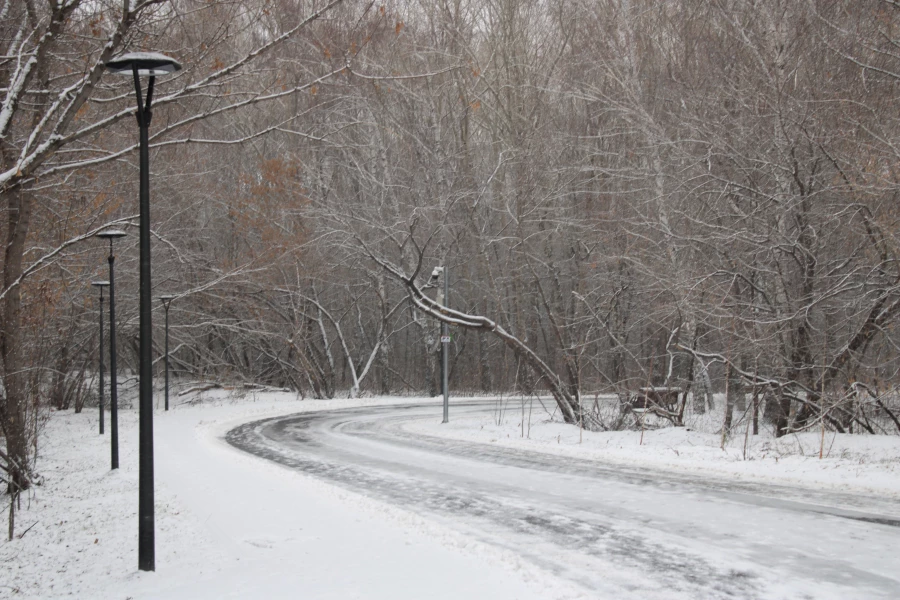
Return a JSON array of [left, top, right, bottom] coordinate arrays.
[[226, 401, 900, 600]]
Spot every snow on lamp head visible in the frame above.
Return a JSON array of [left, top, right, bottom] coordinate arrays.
[[105, 52, 182, 76]]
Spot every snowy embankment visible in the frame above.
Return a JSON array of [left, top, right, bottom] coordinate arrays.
[[405, 395, 900, 499], [1, 392, 579, 600]]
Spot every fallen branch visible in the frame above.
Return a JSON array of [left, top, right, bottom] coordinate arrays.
[[238, 383, 292, 393], [176, 383, 222, 396], [16, 521, 37, 539]]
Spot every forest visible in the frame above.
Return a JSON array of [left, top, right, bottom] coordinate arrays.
[[3, 0, 900, 492]]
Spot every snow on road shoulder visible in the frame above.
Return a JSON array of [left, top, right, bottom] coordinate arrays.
[[404, 399, 900, 501], [2, 392, 583, 600]]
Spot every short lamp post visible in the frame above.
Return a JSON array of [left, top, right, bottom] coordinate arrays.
[[158, 295, 176, 412], [105, 51, 181, 573], [91, 281, 110, 435], [97, 229, 127, 470]]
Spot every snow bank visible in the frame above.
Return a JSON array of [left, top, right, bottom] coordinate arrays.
[[405, 395, 900, 499]]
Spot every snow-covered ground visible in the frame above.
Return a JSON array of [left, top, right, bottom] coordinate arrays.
[[3, 390, 899, 599], [1, 392, 578, 600], [406, 395, 900, 499]]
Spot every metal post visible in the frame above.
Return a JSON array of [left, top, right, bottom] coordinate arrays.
[[134, 66, 156, 573], [108, 245, 120, 469], [164, 300, 170, 411], [442, 266, 449, 424], [106, 50, 179, 575], [98, 287, 105, 435]]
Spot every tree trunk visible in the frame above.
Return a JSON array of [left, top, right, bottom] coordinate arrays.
[[692, 358, 713, 414], [765, 388, 793, 438], [1, 186, 34, 492], [723, 364, 734, 431]]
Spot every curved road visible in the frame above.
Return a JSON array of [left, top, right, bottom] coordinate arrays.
[[226, 401, 900, 599]]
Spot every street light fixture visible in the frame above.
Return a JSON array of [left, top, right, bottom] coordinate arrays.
[[158, 295, 176, 412], [431, 266, 450, 424], [96, 229, 127, 470], [91, 281, 110, 435], [105, 50, 181, 573]]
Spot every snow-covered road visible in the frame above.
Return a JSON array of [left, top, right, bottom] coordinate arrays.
[[227, 401, 900, 600]]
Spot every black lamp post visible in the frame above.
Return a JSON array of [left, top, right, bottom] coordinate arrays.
[[105, 51, 181, 573], [158, 295, 176, 412], [97, 229, 126, 470], [91, 281, 110, 435]]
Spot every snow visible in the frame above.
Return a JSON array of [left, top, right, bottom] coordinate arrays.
[[405, 395, 900, 501], [3, 390, 899, 599], [2, 392, 579, 600]]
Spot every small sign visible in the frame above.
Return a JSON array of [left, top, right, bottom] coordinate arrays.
[[441, 335, 451, 343]]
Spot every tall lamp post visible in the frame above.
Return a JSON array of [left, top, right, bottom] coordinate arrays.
[[105, 51, 181, 573], [158, 295, 176, 411], [91, 281, 110, 435], [441, 266, 450, 424], [97, 230, 126, 470], [430, 266, 450, 424]]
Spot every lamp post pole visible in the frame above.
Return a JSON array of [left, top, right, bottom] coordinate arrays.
[[441, 266, 449, 424], [92, 281, 109, 435], [105, 51, 181, 573], [97, 230, 126, 469], [158, 295, 175, 411], [134, 66, 156, 574]]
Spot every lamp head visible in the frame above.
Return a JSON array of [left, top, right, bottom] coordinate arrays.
[[96, 229, 127, 240], [91, 281, 110, 288], [105, 52, 182, 76]]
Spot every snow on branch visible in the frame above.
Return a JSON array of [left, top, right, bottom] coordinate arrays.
[[0, 215, 138, 303]]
